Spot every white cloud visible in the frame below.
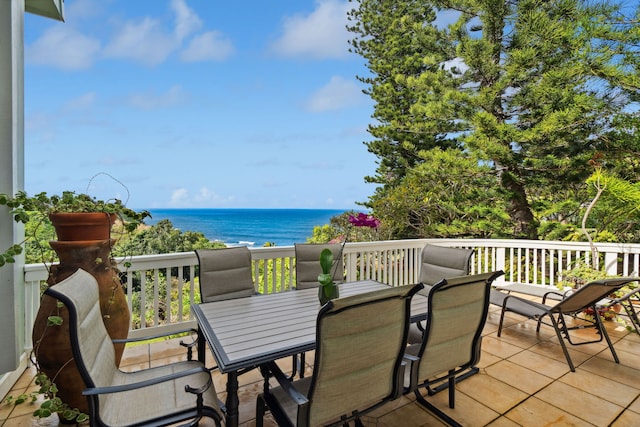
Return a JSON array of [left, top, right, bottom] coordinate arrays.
[[269, 0, 352, 59], [181, 31, 234, 62], [168, 187, 235, 207], [103, 17, 177, 66], [127, 85, 187, 110], [25, 26, 101, 70], [305, 76, 364, 112], [169, 188, 190, 206], [27, 0, 231, 68], [171, 0, 203, 42]]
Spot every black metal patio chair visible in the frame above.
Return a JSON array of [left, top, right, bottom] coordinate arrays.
[[404, 271, 504, 427], [45, 268, 224, 427], [256, 283, 423, 427], [495, 277, 638, 371]]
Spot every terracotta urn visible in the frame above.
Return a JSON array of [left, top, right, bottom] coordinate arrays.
[[31, 213, 130, 414]]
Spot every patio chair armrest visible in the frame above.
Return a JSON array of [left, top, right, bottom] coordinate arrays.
[[112, 327, 198, 344], [261, 361, 308, 406], [82, 365, 211, 396], [503, 293, 548, 310], [392, 360, 407, 400], [402, 354, 420, 393], [112, 328, 198, 359], [542, 291, 567, 304]]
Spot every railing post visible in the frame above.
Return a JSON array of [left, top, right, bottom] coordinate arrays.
[[494, 247, 506, 285], [345, 252, 357, 282], [603, 251, 618, 276]]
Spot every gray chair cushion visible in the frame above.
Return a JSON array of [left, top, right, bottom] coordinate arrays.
[[294, 243, 344, 290], [196, 247, 256, 302], [408, 245, 474, 344], [419, 244, 474, 286]]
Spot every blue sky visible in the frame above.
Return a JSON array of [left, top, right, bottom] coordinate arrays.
[[23, 0, 377, 210]]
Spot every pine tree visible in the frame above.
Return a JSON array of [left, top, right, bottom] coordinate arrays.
[[349, 0, 640, 239]]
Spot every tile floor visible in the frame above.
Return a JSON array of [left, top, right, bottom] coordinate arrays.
[[1, 302, 639, 426]]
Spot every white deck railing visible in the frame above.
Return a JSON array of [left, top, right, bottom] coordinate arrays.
[[22, 238, 640, 344]]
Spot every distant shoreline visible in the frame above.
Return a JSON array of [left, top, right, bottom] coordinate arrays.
[[145, 208, 346, 247]]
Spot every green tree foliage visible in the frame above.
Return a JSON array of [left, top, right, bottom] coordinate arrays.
[[370, 148, 511, 238], [21, 218, 222, 263], [347, 0, 461, 189], [348, 0, 640, 240], [579, 169, 640, 242], [112, 219, 223, 257]]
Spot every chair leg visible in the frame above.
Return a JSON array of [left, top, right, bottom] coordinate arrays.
[[497, 307, 506, 337], [299, 352, 306, 378], [448, 370, 455, 409], [414, 389, 462, 427], [549, 314, 576, 372], [427, 366, 478, 395], [595, 311, 620, 364], [288, 354, 298, 380], [287, 352, 306, 380], [256, 395, 266, 427]]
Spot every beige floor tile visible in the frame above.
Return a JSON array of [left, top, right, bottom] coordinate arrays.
[[377, 401, 447, 427], [606, 350, 640, 370], [481, 335, 525, 359], [421, 388, 500, 426], [504, 396, 595, 426], [366, 395, 416, 419], [525, 340, 592, 370], [476, 351, 502, 369], [3, 327, 638, 427], [507, 348, 571, 379], [484, 360, 554, 394], [580, 356, 640, 389], [558, 368, 638, 407], [612, 337, 640, 358], [456, 373, 528, 414], [493, 321, 554, 347], [611, 409, 640, 427], [535, 380, 624, 426], [485, 416, 522, 427]]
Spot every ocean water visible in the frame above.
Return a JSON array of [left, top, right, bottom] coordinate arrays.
[[146, 208, 345, 247]]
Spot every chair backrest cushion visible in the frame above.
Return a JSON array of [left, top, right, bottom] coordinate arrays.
[[419, 244, 474, 286], [416, 271, 503, 381], [196, 247, 256, 302], [306, 283, 422, 426], [294, 243, 344, 290], [44, 269, 118, 397]]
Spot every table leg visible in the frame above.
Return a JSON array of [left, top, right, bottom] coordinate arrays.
[[225, 371, 240, 427], [197, 328, 205, 363]]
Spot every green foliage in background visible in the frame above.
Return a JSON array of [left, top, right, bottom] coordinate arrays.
[[348, 0, 640, 242]]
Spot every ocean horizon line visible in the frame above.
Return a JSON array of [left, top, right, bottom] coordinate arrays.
[[144, 208, 346, 247]]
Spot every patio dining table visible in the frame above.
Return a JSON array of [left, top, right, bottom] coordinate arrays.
[[191, 279, 428, 427]]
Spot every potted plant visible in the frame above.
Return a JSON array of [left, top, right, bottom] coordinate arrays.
[[0, 190, 149, 266], [559, 261, 624, 320], [0, 182, 151, 420]]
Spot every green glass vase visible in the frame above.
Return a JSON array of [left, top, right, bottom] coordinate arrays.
[[318, 283, 339, 306]]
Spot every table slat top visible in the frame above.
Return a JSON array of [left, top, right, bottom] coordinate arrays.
[[192, 280, 426, 372]]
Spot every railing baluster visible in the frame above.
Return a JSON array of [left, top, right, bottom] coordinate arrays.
[[21, 238, 640, 339]]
